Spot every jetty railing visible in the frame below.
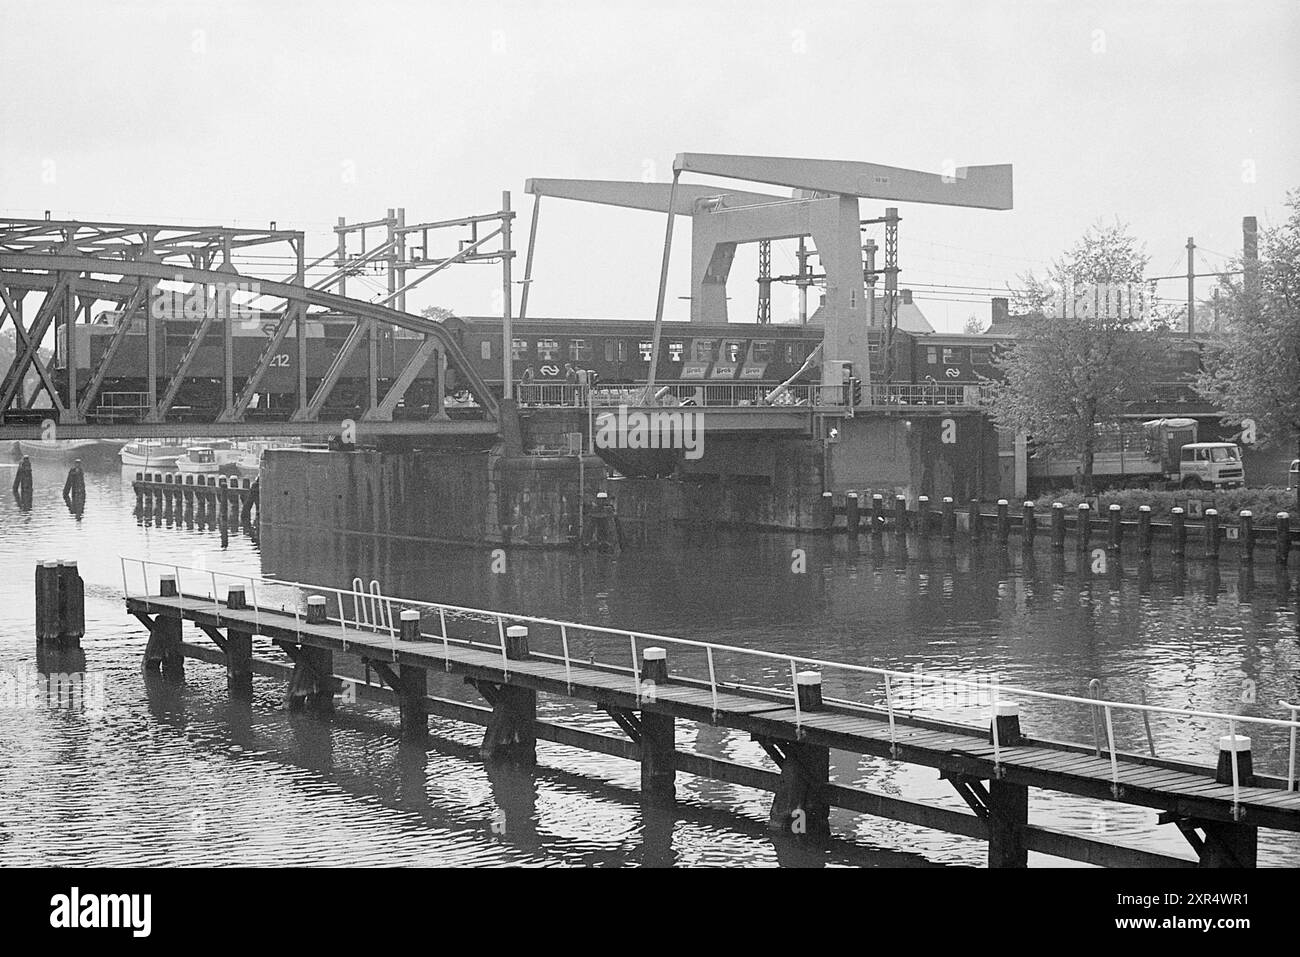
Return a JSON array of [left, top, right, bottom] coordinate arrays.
[[121, 556, 1300, 810]]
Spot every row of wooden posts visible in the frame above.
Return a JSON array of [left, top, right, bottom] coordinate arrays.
[[132, 471, 258, 525], [818, 493, 1294, 565]]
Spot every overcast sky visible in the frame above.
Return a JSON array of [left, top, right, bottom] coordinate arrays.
[[2, 0, 1297, 331]]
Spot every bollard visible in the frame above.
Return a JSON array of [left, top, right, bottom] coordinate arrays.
[[942, 496, 955, 543], [1201, 734, 1258, 867], [818, 491, 834, 530], [639, 647, 675, 801], [1022, 501, 1036, 545], [1050, 502, 1065, 550], [1137, 505, 1152, 556], [481, 625, 537, 765], [1107, 503, 1123, 551], [1216, 734, 1255, 788], [306, 594, 327, 625], [845, 492, 860, 535], [770, 671, 830, 838], [987, 702, 1028, 868], [1238, 510, 1254, 564], [1076, 503, 1091, 551], [35, 561, 60, 643], [969, 499, 982, 541], [57, 560, 84, 648], [225, 585, 253, 698], [398, 609, 428, 740], [894, 494, 907, 536], [995, 499, 1010, 547], [159, 573, 178, 598], [917, 495, 930, 539], [1171, 507, 1186, 559], [871, 494, 884, 537], [1205, 508, 1221, 561], [1279, 512, 1292, 566], [287, 596, 334, 712], [144, 573, 183, 676]]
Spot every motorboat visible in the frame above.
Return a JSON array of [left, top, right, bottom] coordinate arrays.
[[120, 439, 187, 468], [175, 447, 220, 474]]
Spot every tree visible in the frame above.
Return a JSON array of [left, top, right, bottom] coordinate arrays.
[[420, 305, 453, 322], [1195, 190, 1300, 506], [962, 313, 986, 335], [987, 220, 1170, 491]]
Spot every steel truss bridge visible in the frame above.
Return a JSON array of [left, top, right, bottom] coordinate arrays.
[[0, 207, 512, 440]]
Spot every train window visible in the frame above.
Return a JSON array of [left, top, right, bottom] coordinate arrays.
[[926, 347, 939, 364], [510, 338, 526, 361], [723, 340, 742, 362], [782, 343, 797, 363], [482, 341, 494, 361], [604, 340, 616, 363], [971, 346, 992, 365], [752, 340, 773, 363], [568, 338, 591, 362], [692, 339, 716, 362], [668, 341, 684, 361], [638, 340, 653, 361], [538, 338, 559, 360], [942, 347, 967, 364]]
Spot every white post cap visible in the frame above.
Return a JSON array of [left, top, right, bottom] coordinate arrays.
[[822, 491, 833, 498], [1206, 508, 1218, 516], [1172, 507, 1184, 514], [1023, 501, 1034, 508], [997, 499, 1008, 506], [993, 702, 1019, 717], [1109, 504, 1121, 511], [595, 491, 608, 499], [1219, 734, 1251, 753], [1079, 503, 1091, 510], [1240, 510, 1252, 517], [506, 625, 528, 637], [918, 495, 929, 502], [1052, 502, 1064, 508], [159, 572, 176, 581], [943, 496, 953, 503], [400, 609, 420, 621], [1279, 512, 1290, 519], [226, 584, 245, 596], [1139, 505, 1151, 512], [307, 594, 326, 606], [643, 647, 666, 661], [795, 670, 822, 686], [846, 491, 858, 499]]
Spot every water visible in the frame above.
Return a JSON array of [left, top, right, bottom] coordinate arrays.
[[2, 456, 1299, 867]]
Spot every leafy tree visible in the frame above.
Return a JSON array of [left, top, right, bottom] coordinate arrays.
[[419, 305, 454, 322], [962, 313, 986, 335], [1196, 190, 1300, 504], [987, 220, 1169, 491]]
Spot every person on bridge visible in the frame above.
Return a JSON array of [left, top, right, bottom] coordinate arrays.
[[12, 455, 32, 506], [62, 459, 85, 507]]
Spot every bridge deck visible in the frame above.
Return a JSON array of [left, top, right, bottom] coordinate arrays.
[[127, 592, 1300, 833]]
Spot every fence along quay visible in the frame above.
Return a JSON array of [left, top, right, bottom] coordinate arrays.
[[115, 557, 1300, 868]]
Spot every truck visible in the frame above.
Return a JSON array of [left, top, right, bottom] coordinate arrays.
[[1027, 417, 1246, 490]]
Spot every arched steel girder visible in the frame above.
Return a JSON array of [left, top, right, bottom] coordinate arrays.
[[0, 253, 498, 424]]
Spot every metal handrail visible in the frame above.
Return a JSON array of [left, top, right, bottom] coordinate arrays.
[[120, 556, 1300, 796]]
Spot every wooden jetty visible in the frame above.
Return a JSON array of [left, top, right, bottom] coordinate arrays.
[[116, 558, 1300, 868], [132, 471, 257, 525]]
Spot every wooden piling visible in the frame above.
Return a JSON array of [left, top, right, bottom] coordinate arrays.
[[1076, 503, 1091, 551], [480, 625, 537, 766], [1022, 501, 1036, 545], [57, 560, 84, 648], [818, 491, 834, 530], [894, 494, 907, 536], [1279, 512, 1292, 566], [942, 496, 955, 542], [1050, 502, 1065, 550], [398, 609, 428, 741], [845, 492, 860, 535], [988, 703, 1028, 868], [1107, 504, 1123, 551], [969, 499, 982, 542], [224, 585, 254, 698], [143, 573, 184, 676], [35, 561, 60, 643], [769, 671, 830, 838], [1238, 510, 1254, 564], [1137, 505, 1153, 556], [1171, 507, 1186, 559], [1196, 734, 1258, 867], [1205, 508, 1221, 562], [286, 595, 334, 712], [917, 495, 930, 539], [871, 494, 884, 537], [639, 646, 675, 801], [995, 499, 1010, 547]]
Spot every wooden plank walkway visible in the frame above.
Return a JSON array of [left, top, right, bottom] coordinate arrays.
[[127, 591, 1300, 835]]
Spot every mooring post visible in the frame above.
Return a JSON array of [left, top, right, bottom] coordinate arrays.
[[942, 496, 955, 542], [286, 595, 335, 712], [56, 560, 84, 650], [481, 625, 537, 766], [35, 561, 60, 644], [818, 491, 834, 531], [143, 573, 184, 676], [987, 702, 1028, 868], [1137, 505, 1152, 556], [1050, 502, 1065, 550], [1022, 501, 1036, 546], [224, 585, 254, 698], [871, 494, 884, 537], [969, 498, 982, 542], [1192, 734, 1258, 867], [844, 492, 860, 535], [894, 494, 907, 536], [995, 499, 1010, 547], [1171, 507, 1186, 560], [769, 671, 830, 838], [1107, 504, 1123, 551], [1238, 510, 1254, 564], [397, 609, 428, 741], [917, 495, 930, 539], [638, 646, 675, 802], [1278, 512, 1292, 566], [1076, 503, 1091, 552], [134, 475, 144, 513], [1205, 508, 1221, 561]]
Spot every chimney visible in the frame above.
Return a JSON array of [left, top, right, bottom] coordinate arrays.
[[992, 297, 1009, 326], [901, 288, 912, 305]]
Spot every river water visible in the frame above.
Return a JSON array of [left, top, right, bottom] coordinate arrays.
[[2, 457, 1298, 867]]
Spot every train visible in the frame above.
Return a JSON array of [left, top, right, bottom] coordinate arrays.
[[54, 308, 1204, 418]]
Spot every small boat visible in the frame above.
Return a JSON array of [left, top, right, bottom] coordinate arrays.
[[120, 439, 187, 468], [17, 439, 112, 462], [175, 447, 220, 474], [234, 438, 301, 478]]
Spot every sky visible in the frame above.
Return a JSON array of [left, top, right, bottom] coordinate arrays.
[[2, 0, 1298, 332]]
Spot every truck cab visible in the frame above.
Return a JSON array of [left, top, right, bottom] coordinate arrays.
[[1179, 442, 1245, 490]]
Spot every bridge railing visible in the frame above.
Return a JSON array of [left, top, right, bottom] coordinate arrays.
[[516, 381, 993, 410], [123, 556, 1300, 810]]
